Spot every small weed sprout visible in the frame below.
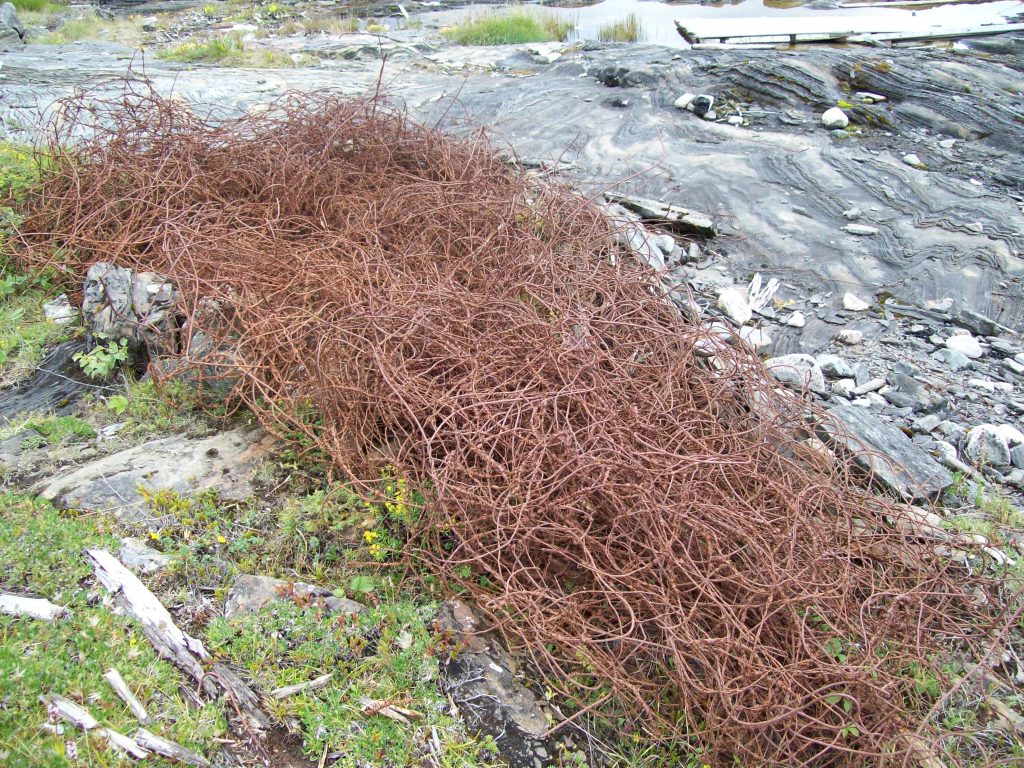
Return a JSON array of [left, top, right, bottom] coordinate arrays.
[[73, 334, 128, 378]]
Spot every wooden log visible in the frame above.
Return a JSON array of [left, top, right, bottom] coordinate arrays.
[[40, 694, 149, 759], [86, 549, 273, 734], [104, 668, 151, 725], [675, 17, 1024, 46], [270, 673, 334, 700], [134, 728, 211, 767], [0, 593, 69, 621], [604, 193, 717, 237], [40, 694, 99, 730], [850, 23, 1024, 43], [98, 728, 150, 760]]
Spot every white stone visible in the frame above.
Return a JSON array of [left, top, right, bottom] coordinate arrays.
[[42, 294, 77, 325], [673, 93, 696, 110], [717, 287, 752, 325], [964, 425, 1011, 467], [786, 311, 806, 328], [837, 329, 863, 345], [1004, 358, 1024, 375], [842, 292, 870, 312], [821, 107, 849, 129], [945, 334, 984, 359], [902, 153, 926, 169], [832, 379, 856, 398], [993, 424, 1024, 447], [739, 327, 772, 350], [844, 223, 879, 236], [727, 115, 744, 126]]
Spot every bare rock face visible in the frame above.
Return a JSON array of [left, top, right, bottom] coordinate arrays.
[[34, 428, 278, 520], [0, 3, 25, 50], [823, 400, 952, 500], [82, 262, 178, 368], [435, 600, 573, 768], [224, 575, 365, 619]]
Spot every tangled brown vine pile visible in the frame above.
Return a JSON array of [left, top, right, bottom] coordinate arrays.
[[15, 84, 1018, 766]]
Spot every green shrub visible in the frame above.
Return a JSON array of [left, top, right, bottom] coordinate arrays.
[[443, 9, 574, 45], [598, 12, 643, 43]]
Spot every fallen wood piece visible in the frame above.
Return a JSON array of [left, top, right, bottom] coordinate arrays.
[[41, 693, 99, 730], [270, 673, 334, 700], [86, 549, 273, 733], [604, 193, 717, 237], [1, 593, 69, 621], [209, 663, 274, 732], [360, 697, 423, 724], [104, 668, 151, 725], [98, 728, 151, 760], [676, 16, 1024, 46], [849, 23, 1024, 43], [134, 728, 211, 767], [40, 694, 148, 759]]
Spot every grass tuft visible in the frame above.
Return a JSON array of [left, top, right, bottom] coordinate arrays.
[[33, 12, 144, 45], [443, 9, 574, 46], [10, 0, 63, 12], [598, 12, 643, 43], [156, 33, 301, 67]]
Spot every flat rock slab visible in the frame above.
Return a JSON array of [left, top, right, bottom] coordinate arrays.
[[823, 400, 952, 500], [224, 575, 365, 619], [0, 340, 95, 421], [435, 600, 570, 768], [34, 428, 277, 520]]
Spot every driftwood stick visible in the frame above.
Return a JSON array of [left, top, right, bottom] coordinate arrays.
[[134, 728, 211, 767], [270, 673, 334, 700], [99, 728, 150, 760], [86, 548, 273, 734], [40, 694, 149, 759], [1, 593, 69, 621], [104, 668, 151, 725], [40, 694, 98, 730]]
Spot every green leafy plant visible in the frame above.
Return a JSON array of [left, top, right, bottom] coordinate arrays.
[[105, 393, 129, 415], [73, 335, 128, 379]]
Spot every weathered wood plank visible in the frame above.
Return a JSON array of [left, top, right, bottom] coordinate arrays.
[[604, 193, 717, 237], [86, 548, 274, 734], [134, 728, 211, 767], [270, 673, 334, 700], [39, 694, 150, 760], [0, 593, 69, 621], [675, 16, 1024, 46], [104, 668, 151, 725]]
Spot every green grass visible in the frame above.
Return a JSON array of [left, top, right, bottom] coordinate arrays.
[[9, 0, 63, 12], [1, 143, 76, 385], [443, 9, 575, 45], [0, 273, 73, 385], [0, 495, 228, 768], [21, 415, 95, 447], [33, 12, 144, 45], [205, 598, 494, 765], [597, 12, 643, 43], [157, 33, 300, 67]]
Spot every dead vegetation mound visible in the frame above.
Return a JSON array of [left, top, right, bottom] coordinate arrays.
[[15, 85, 1017, 766]]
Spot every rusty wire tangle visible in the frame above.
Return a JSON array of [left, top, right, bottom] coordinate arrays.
[[13, 83, 1020, 767]]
